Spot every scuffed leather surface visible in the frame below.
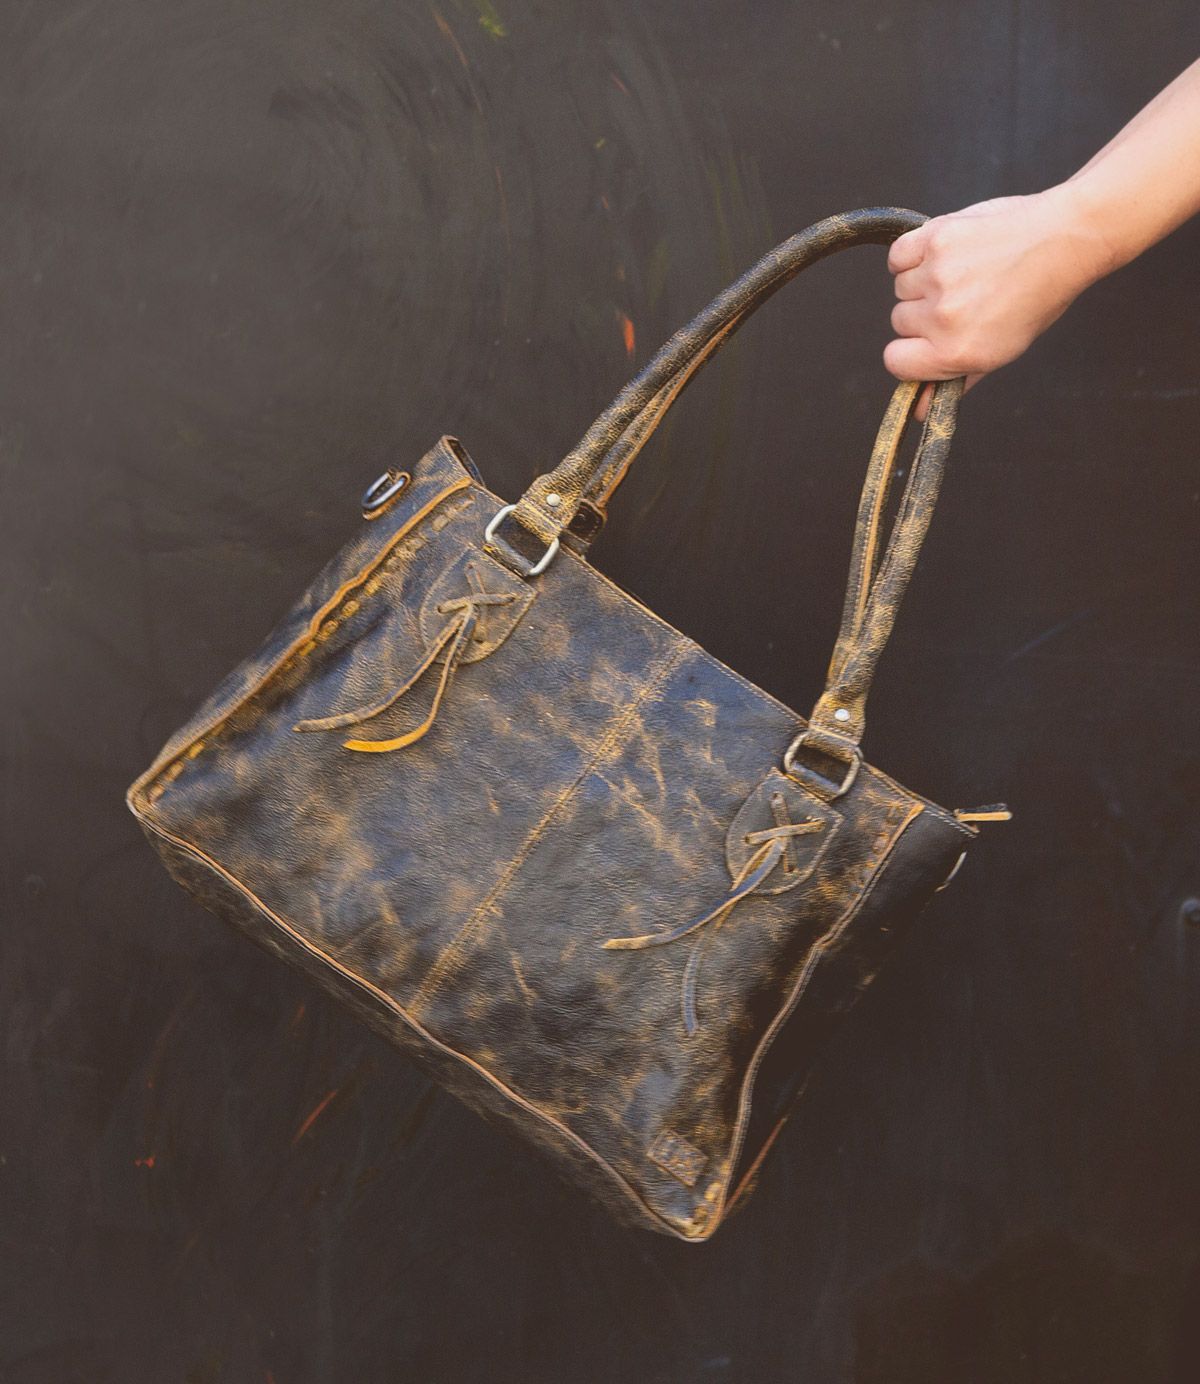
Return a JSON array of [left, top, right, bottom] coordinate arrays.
[[725, 768, 842, 894], [126, 433, 976, 1241]]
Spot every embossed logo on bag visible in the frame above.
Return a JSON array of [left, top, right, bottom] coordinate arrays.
[[648, 1128, 708, 1187]]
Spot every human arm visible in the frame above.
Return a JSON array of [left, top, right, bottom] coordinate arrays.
[[884, 56, 1200, 414]]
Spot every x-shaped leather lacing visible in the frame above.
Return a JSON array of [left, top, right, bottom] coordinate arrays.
[[292, 561, 516, 753], [602, 793, 824, 1035]]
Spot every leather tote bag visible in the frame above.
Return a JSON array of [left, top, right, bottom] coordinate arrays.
[[126, 208, 1007, 1242]]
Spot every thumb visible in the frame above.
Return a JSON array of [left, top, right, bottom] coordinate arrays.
[[883, 335, 949, 382]]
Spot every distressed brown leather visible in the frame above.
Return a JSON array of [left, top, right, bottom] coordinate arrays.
[[125, 209, 995, 1242]]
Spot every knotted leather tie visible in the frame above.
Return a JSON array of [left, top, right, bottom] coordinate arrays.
[[602, 795, 824, 1035], [292, 560, 516, 753]]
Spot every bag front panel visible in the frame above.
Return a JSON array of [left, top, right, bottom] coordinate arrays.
[[136, 483, 690, 1009], [139, 825, 672, 1236], [410, 639, 926, 1237], [129, 435, 970, 1239]]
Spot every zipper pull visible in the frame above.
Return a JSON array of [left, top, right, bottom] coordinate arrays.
[[953, 804, 1013, 825]]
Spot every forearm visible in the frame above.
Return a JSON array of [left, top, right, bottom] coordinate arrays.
[[1063, 56, 1200, 278], [884, 56, 1200, 396]]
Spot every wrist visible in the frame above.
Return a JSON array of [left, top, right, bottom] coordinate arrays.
[[1047, 174, 1133, 283]]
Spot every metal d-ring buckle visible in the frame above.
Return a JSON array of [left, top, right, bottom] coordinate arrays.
[[483, 503, 561, 577], [361, 469, 411, 517], [782, 729, 862, 799]]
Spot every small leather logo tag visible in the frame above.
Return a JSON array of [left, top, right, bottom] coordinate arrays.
[[648, 1128, 708, 1187]]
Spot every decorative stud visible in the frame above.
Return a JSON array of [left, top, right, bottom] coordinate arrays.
[[545, 492, 562, 508], [833, 707, 851, 723]]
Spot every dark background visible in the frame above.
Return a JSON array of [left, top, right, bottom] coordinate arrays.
[[3, 2, 1200, 1380]]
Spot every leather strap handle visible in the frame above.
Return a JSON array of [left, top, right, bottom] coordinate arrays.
[[828, 380, 925, 683], [565, 307, 751, 549], [484, 207, 965, 771], [490, 208, 940, 550], [800, 372, 962, 753]]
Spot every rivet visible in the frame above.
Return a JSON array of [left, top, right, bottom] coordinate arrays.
[[833, 707, 851, 723], [545, 492, 562, 508]]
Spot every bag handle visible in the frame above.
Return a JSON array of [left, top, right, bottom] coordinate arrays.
[[788, 372, 962, 781], [483, 208, 965, 790], [563, 307, 752, 548], [488, 208, 943, 549]]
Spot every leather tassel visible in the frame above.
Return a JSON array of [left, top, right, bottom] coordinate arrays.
[[604, 837, 784, 1038], [602, 838, 785, 953], [341, 610, 476, 753], [602, 815, 825, 1034], [292, 612, 469, 739], [290, 577, 516, 754]]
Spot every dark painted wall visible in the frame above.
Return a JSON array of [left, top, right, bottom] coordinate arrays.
[[3, 3, 1200, 1381]]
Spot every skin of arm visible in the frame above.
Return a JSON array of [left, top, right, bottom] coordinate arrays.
[[886, 56, 1200, 416]]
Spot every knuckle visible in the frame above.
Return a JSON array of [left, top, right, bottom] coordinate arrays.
[[924, 220, 952, 254], [932, 292, 967, 330], [924, 261, 949, 292]]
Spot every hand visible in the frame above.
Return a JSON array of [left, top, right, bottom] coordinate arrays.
[[884, 186, 1117, 418]]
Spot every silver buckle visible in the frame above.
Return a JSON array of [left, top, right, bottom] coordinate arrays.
[[483, 503, 561, 577], [782, 729, 862, 798], [361, 469, 411, 517]]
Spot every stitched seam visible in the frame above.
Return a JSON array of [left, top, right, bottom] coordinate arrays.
[[408, 639, 692, 1016], [465, 477, 796, 720], [563, 543, 803, 721], [711, 798, 923, 1228], [864, 764, 977, 840], [135, 818, 687, 1240], [137, 468, 474, 806]]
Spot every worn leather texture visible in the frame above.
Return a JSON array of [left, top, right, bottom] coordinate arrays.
[[126, 210, 988, 1241]]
